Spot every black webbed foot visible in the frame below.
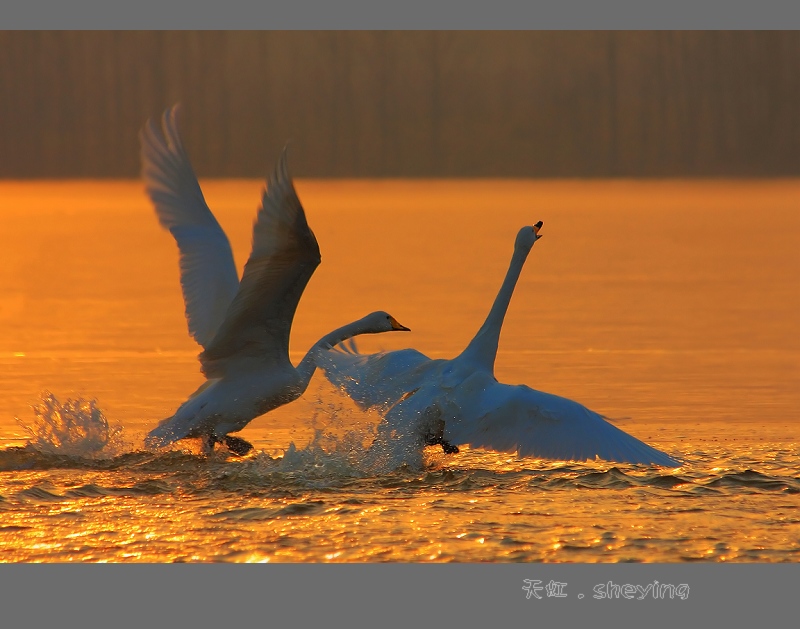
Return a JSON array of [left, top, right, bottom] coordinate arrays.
[[223, 435, 254, 456], [202, 433, 219, 455], [440, 440, 459, 455], [424, 433, 459, 455]]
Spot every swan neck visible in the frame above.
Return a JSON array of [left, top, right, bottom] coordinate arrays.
[[294, 317, 375, 389], [458, 247, 529, 373], [294, 352, 319, 393]]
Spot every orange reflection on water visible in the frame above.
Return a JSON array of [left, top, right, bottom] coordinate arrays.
[[0, 179, 797, 562]]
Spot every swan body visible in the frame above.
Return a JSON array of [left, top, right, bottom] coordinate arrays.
[[319, 223, 680, 468], [140, 104, 409, 454]]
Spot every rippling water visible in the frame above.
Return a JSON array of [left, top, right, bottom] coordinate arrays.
[[1, 180, 798, 562]]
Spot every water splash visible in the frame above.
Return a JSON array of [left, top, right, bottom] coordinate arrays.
[[15, 391, 127, 457], [295, 390, 430, 475]]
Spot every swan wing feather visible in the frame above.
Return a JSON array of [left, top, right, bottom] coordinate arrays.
[[446, 382, 680, 467], [318, 347, 437, 411], [139, 104, 240, 349], [199, 149, 321, 377]]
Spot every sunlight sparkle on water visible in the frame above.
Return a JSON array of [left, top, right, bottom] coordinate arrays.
[[0, 180, 798, 562]]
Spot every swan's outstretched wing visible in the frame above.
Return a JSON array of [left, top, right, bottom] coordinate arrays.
[[140, 104, 240, 349], [445, 381, 680, 467], [199, 150, 321, 377], [318, 346, 439, 411]]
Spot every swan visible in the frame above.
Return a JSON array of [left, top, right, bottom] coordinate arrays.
[[318, 222, 680, 468], [139, 104, 410, 455]]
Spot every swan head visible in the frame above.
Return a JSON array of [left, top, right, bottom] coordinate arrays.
[[362, 311, 411, 333], [515, 221, 544, 253]]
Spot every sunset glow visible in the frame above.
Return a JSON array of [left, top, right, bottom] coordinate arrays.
[[0, 179, 797, 562]]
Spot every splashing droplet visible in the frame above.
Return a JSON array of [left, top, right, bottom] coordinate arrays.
[[16, 391, 125, 457]]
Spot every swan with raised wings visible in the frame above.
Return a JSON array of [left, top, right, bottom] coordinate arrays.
[[140, 105, 410, 455], [319, 222, 679, 468]]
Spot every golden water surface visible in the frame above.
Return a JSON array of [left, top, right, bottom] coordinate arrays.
[[0, 179, 798, 562]]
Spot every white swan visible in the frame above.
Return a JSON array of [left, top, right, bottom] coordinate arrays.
[[139, 105, 410, 455], [319, 223, 680, 468]]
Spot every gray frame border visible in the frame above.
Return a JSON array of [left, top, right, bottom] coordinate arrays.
[[2, 0, 798, 626], [2, 0, 800, 29], [2, 563, 797, 626]]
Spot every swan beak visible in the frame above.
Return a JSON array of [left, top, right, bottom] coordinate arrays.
[[389, 316, 411, 331], [533, 220, 543, 236]]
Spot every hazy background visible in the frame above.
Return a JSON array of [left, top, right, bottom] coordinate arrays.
[[1, 30, 799, 178]]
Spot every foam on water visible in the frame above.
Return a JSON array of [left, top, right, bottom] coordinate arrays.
[[272, 390, 432, 475], [1, 411, 800, 562], [269, 426, 427, 479]]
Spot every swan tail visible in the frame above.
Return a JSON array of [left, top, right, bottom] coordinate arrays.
[[144, 394, 208, 450], [144, 418, 180, 449], [145, 379, 222, 450]]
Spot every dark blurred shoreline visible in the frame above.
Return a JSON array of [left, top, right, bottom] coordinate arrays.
[[2, 31, 798, 178]]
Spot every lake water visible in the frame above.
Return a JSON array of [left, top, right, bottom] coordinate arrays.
[[0, 179, 798, 562]]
